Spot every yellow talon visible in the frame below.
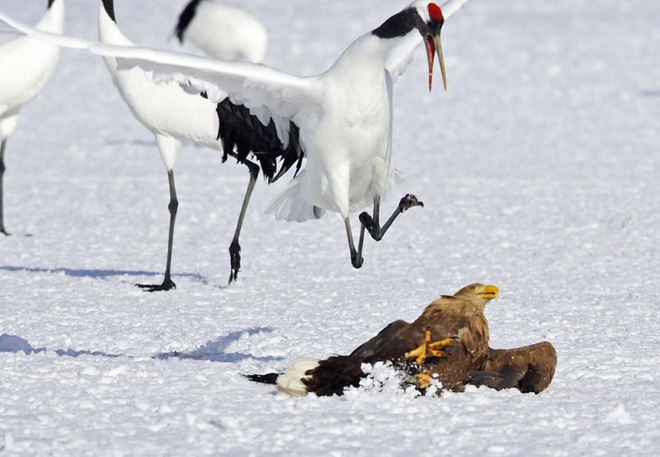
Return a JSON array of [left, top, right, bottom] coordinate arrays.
[[406, 331, 453, 365], [415, 372, 432, 389]]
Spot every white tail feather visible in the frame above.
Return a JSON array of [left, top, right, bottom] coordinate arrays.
[[265, 173, 325, 222], [276, 357, 320, 397]]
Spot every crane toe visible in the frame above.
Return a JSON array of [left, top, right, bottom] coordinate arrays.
[[137, 278, 177, 292]]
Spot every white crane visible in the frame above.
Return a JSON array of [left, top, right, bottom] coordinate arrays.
[[0, 0, 64, 235], [0, 0, 471, 273], [75, 0, 301, 290], [97, 0, 301, 290], [174, 0, 267, 63]]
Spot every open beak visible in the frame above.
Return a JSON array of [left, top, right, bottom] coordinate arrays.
[[478, 285, 499, 300], [425, 34, 447, 92]]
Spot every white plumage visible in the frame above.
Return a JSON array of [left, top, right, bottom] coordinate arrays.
[[174, 0, 267, 63], [275, 357, 320, 397], [97, 0, 229, 291], [94, 0, 295, 290], [0, 0, 471, 270], [98, 1, 221, 169], [0, 0, 64, 235]]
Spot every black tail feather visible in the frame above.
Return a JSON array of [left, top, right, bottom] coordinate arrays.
[[244, 372, 279, 385]]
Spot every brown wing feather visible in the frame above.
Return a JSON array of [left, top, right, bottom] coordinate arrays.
[[474, 342, 557, 393], [303, 355, 364, 396], [398, 294, 492, 392], [248, 284, 556, 397], [349, 320, 413, 361], [304, 320, 417, 396], [305, 285, 506, 396]]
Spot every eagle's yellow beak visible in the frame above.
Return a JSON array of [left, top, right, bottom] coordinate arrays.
[[478, 285, 499, 300]]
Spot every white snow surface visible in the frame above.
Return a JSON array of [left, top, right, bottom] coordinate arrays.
[[1, 0, 659, 455]]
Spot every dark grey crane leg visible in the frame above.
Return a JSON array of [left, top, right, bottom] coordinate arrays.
[[0, 139, 9, 236], [228, 160, 259, 284], [138, 169, 178, 292], [359, 194, 424, 242], [344, 217, 366, 269], [345, 194, 424, 269]]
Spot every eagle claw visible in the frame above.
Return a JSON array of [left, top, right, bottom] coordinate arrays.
[[406, 330, 453, 365]]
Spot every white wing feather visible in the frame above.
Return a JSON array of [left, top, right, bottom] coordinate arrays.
[[440, 0, 473, 20], [0, 8, 316, 144], [2, 0, 472, 126], [384, 0, 472, 83]]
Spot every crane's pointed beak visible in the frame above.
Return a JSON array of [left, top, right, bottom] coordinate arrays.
[[425, 34, 447, 92]]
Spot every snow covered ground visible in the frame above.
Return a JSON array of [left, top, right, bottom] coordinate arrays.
[[1, 0, 659, 455]]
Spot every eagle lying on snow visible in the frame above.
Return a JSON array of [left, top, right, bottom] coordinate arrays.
[[247, 283, 557, 396]]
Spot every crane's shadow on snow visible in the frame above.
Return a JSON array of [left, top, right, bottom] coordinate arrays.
[[0, 328, 282, 364], [155, 327, 283, 363], [0, 334, 123, 358], [641, 89, 660, 97], [0, 265, 208, 286]]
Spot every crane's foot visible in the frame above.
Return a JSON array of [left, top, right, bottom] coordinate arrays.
[[228, 239, 241, 284], [351, 252, 364, 269], [406, 331, 453, 365], [398, 194, 424, 212], [359, 194, 425, 241], [0, 219, 9, 235], [137, 278, 176, 292]]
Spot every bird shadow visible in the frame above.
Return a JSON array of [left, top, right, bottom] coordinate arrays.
[[0, 334, 122, 358], [640, 89, 660, 97], [154, 327, 283, 363], [0, 265, 209, 285], [1, 328, 283, 364]]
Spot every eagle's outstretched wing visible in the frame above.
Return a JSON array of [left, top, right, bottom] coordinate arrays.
[[468, 342, 557, 393]]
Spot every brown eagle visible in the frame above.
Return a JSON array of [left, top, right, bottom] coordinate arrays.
[[247, 283, 556, 396]]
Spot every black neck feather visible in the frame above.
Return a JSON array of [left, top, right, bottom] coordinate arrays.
[[175, 0, 202, 43], [372, 8, 417, 39], [102, 0, 117, 23]]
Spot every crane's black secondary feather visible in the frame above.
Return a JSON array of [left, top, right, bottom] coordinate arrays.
[[215, 99, 304, 183]]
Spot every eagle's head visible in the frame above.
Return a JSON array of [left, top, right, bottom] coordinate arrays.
[[455, 283, 499, 301]]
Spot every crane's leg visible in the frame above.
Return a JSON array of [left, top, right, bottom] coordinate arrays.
[[0, 138, 9, 236], [359, 194, 424, 242], [228, 159, 259, 284], [344, 217, 365, 269], [138, 169, 178, 292]]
